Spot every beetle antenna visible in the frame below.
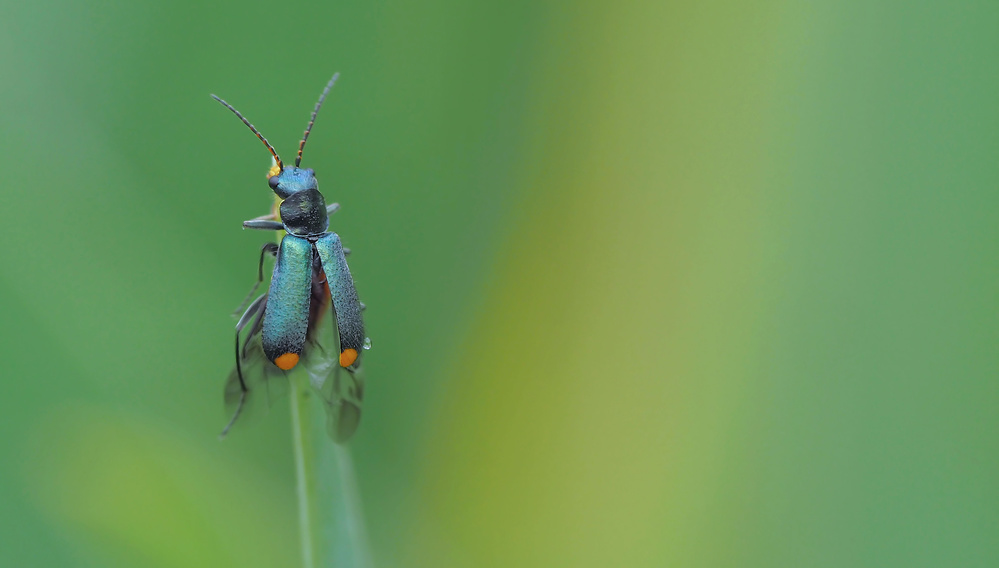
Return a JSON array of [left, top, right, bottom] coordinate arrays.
[[296, 72, 340, 167], [211, 94, 284, 170]]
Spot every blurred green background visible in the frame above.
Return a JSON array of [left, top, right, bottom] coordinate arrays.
[[1, 0, 998, 566]]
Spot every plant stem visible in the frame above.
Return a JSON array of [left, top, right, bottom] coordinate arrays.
[[290, 376, 316, 568], [333, 444, 373, 568]]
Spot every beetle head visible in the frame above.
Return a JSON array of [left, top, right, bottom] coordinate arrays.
[[268, 166, 318, 199]]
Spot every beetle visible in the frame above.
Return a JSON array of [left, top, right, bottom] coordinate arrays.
[[212, 73, 366, 442]]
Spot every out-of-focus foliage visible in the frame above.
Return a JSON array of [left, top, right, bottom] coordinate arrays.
[[1, 1, 997, 566]]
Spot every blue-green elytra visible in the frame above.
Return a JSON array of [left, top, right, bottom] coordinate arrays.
[[212, 73, 367, 441]]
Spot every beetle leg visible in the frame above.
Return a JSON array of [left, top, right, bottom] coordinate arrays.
[[243, 220, 285, 231], [232, 242, 279, 317]]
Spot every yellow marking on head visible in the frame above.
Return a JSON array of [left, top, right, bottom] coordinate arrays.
[[339, 348, 358, 368], [275, 352, 299, 370], [268, 164, 282, 178]]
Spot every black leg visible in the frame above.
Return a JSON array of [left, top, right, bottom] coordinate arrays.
[[232, 242, 278, 317], [222, 293, 268, 438], [243, 220, 285, 231]]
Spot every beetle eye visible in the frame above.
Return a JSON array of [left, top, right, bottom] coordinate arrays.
[[268, 176, 280, 190]]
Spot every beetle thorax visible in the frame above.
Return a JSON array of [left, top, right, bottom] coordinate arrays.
[[280, 188, 329, 236]]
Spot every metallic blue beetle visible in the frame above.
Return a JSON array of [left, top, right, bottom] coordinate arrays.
[[212, 74, 365, 442]]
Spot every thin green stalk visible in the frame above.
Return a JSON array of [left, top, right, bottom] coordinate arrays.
[[289, 376, 317, 568], [292, 370, 374, 568], [333, 444, 373, 568]]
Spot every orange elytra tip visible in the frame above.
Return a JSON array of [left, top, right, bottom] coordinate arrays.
[[339, 348, 358, 368], [275, 352, 299, 370]]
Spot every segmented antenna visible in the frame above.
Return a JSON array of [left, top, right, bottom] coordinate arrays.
[[211, 94, 284, 170], [296, 72, 340, 167]]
